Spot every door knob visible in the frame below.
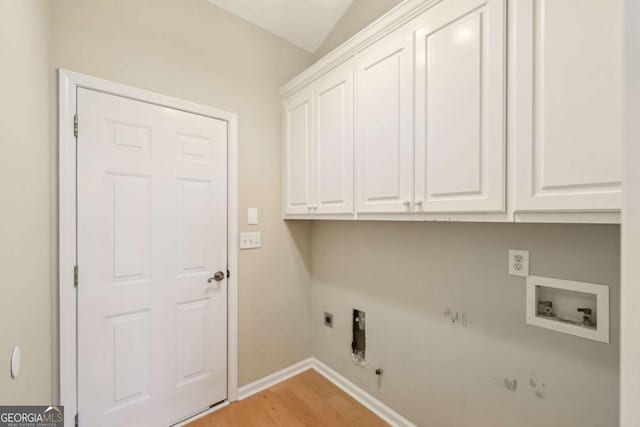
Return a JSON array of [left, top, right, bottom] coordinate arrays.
[[208, 271, 225, 283]]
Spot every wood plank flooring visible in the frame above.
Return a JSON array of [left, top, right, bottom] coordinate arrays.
[[187, 369, 390, 427]]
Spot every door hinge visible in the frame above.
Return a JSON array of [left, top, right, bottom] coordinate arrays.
[[74, 114, 78, 138], [74, 413, 78, 427], [74, 265, 78, 288]]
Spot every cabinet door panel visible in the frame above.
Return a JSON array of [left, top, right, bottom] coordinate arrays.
[[415, 0, 505, 212], [284, 88, 313, 215], [514, 0, 623, 211], [314, 61, 354, 214], [356, 28, 414, 213]]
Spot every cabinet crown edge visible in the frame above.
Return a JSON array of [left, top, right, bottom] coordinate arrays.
[[279, 0, 441, 98]]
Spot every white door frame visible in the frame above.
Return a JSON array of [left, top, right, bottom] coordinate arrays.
[[58, 69, 239, 427]]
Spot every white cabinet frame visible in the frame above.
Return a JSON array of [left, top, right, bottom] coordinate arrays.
[[283, 61, 355, 217], [283, 88, 314, 215], [414, 0, 506, 213], [355, 26, 415, 214], [512, 0, 623, 212], [313, 61, 355, 215]]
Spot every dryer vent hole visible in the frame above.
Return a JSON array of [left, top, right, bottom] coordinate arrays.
[[352, 309, 366, 363]]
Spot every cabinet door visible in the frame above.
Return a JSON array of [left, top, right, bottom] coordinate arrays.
[[313, 60, 354, 215], [414, 0, 505, 213], [355, 28, 414, 213], [283, 87, 313, 215], [513, 0, 623, 211]]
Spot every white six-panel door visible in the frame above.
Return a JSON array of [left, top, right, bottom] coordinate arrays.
[[513, 0, 623, 211], [77, 88, 228, 427], [313, 60, 354, 215], [284, 88, 313, 215], [414, 0, 505, 213], [356, 27, 414, 213]]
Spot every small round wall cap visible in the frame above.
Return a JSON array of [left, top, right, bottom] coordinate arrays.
[[11, 346, 20, 379]]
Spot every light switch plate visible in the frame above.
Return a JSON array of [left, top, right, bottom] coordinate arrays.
[[240, 232, 261, 249], [509, 249, 530, 277], [248, 208, 259, 225]]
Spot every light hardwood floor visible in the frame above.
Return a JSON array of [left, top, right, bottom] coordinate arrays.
[[187, 369, 389, 427]]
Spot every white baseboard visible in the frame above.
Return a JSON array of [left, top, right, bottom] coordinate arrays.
[[180, 358, 314, 425], [237, 357, 314, 400], [311, 359, 417, 427], [235, 357, 416, 427]]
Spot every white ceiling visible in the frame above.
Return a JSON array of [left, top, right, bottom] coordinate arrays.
[[208, 0, 353, 53]]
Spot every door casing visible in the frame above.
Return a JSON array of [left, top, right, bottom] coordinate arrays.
[[58, 69, 239, 427]]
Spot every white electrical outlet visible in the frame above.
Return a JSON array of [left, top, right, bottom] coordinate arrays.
[[240, 232, 261, 249], [509, 249, 530, 277]]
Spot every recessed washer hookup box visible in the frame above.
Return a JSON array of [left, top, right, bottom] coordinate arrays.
[[526, 275, 609, 343]]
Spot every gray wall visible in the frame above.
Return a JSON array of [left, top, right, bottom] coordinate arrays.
[[0, 0, 52, 404], [311, 221, 620, 427]]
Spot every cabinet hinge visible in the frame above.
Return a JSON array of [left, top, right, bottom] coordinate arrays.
[[74, 114, 78, 138], [74, 413, 78, 427], [227, 269, 230, 279], [74, 265, 78, 288]]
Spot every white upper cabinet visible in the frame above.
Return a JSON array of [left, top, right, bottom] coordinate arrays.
[[283, 61, 354, 216], [355, 27, 414, 214], [313, 60, 354, 215], [414, 0, 505, 213], [283, 87, 313, 215], [281, 0, 623, 222], [513, 0, 623, 212]]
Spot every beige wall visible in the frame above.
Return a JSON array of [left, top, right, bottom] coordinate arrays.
[[313, 0, 404, 59], [0, 0, 52, 404], [311, 222, 620, 427], [49, 0, 315, 390], [2, 0, 314, 404]]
